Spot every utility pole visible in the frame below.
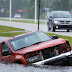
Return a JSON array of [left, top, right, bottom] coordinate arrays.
[[35, 0, 37, 23], [47, 0, 48, 8], [38, 0, 40, 30], [9, 0, 12, 21]]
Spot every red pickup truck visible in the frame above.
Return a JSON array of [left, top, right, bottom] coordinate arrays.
[[0, 31, 72, 65]]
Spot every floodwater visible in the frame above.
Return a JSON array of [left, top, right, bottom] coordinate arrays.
[[0, 62, 72, 72]]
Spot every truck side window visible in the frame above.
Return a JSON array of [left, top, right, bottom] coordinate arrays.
[[2, 42, 11, 56]]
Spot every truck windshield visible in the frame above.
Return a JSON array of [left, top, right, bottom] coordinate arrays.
[[9, 32, 52, 51]]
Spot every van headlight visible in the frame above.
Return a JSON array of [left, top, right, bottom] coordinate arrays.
[[54, 21, 60, 24]]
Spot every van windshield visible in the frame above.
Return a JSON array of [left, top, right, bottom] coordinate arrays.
[[53, 12, 71, 18]]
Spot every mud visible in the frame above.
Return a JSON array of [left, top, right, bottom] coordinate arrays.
[[0, 62, 72, 72]]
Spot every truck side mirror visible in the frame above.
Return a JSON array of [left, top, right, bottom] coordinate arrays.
[[52, 35, 58, 39]]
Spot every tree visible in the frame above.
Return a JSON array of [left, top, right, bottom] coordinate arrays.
[[52, 0, 70, 11], [12, 0, 30, 16], [26, 0, 46, 19], [61, 0, 70, 11]]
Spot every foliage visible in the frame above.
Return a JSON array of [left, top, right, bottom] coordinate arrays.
[[0, 0, 72, 19], [52, 0, 70, 11]]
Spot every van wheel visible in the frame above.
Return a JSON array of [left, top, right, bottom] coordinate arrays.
[[51, 25, 55, 32], [47, 22, 51, 31], [67, 29, 70, 32], [53, 28, 55, 32]]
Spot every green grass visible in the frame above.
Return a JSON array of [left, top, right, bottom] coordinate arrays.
[[0, 19, 8, 21], [12, 20, 34, 24], [12, 20, 46, 24], [0, 19, 46, 24], [0, 25, 24, 32], [47, 33, 72, 45], [0, 25, 25, 37], [0, 32, 25, 37]]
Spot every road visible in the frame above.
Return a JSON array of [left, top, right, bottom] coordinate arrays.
[[0, 20, 72, 37]]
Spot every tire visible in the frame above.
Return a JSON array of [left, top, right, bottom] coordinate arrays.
[[48, 27, 51, 31], [67, 29, 70, 32], [53, 27, 55, 32], [47, 22, 51, 31], [47, 21, 55, 32], [51, 25, 55, 32]]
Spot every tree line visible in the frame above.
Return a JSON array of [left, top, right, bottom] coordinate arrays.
[[0, 0, 72, 19]]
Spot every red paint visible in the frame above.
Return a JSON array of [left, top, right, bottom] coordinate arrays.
[[0, 44, 1, 61]]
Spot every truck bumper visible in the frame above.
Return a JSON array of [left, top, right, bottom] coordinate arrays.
[[55, 24, 72, 30], [33, 51, 72, 65]]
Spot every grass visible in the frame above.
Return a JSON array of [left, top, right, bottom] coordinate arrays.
[[12, 20, 34, 24], [0, 32, 25, 37], [12, 20, 46, 24], [0, 19, 46, 24], [0, 25, 25, 37], [47, 33, 72, 45], [0, 25, 24, 32]]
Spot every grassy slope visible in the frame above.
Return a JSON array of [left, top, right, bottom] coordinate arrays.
[[0, 32, 24, 37], [47, 33, 72, 45], [0, 19, 46, 24], [0, 25, 24, 32]]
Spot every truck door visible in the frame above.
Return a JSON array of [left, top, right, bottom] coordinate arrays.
[[1, 42, 14, 63], [0, 43, 1, 61]]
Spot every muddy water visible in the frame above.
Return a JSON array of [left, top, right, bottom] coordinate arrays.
[[0, 62, 72, 72]]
